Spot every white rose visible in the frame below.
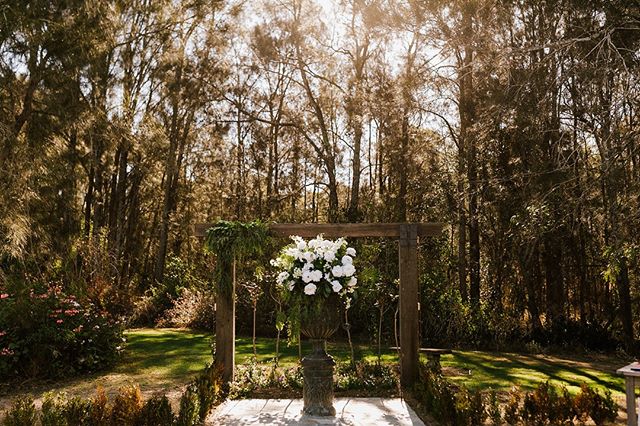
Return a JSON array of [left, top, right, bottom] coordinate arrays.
[[302, 271, 313, 283], [297, 241, 306, 251], [342, 264, 356, 277], [331, 281, 342, 292], [341, 255, 353, 265], [346, 247, 356, 256], [347, 277, 357, 287], [331, 265, 344, 277], [311, 270, 323, 282], [304, 283, 317, 295], [302, 262, 313, 271]]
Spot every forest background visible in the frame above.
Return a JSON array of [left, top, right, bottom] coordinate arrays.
[[1, 0, 640, 367]]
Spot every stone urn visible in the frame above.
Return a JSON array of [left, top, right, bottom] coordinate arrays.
[[299, 297, 341, 416]]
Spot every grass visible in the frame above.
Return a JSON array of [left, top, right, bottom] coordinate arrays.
[[234, 334, 626, 399], [0, 328, 630, 412], [441, 351, 626, 399], [0, 328, 213, 412]]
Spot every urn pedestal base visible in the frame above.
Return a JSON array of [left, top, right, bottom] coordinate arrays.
[[301, 339, 336, 416]]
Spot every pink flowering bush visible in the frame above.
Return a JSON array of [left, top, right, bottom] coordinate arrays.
[[0, 280, 124, 379]]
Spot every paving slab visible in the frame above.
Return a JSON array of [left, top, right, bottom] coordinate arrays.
[[206, 397, 425, 425]]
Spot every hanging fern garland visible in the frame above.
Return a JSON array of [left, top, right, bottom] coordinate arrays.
[[204, 220, 270, 296]]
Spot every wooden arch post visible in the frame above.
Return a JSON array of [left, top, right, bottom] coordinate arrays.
[[194, 222, 444, 387]]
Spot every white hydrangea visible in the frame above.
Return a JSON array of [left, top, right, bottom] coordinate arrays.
[[324, 251, 336, 262], [331, 265, 344, 277], [342, 264, 356, 277], [272, 235, 358, 298]]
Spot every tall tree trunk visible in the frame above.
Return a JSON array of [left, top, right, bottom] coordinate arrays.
[[543, 235, 564, 324], [397, 111, 409, 222], [459, 3, 478, 304], [617, 256, 634, 352]]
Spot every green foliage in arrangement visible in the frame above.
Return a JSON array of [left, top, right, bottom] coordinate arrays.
[[205, 220, 270, 295], [1, 396, 36, 426], [414, 366, 618, 426]]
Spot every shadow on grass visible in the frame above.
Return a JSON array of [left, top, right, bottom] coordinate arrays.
[[444, 351, 624, 397]]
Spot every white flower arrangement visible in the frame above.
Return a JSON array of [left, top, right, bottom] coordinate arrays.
[[271, 235, 358, 299]]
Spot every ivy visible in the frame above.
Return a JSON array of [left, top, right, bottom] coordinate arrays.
[[204, 220, 270, 296]]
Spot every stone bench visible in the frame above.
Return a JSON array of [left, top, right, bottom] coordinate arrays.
[[390, 347, 453, 371]]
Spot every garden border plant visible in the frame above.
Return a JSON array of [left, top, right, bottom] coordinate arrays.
[[0, 361, 224, 426], [412, 364, 618, 425]]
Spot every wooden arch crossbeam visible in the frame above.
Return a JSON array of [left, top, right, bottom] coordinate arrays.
[[193, 222, 445, 387]]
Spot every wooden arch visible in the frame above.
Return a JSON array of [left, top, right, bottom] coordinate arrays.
[[194, 222, 445, 387]]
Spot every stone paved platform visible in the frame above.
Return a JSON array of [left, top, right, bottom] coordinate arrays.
[[206, 397, 425, 425]]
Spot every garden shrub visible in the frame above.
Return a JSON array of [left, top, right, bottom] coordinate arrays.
[[138, 394, 174, 426], [414, 368, 459, 424], [486, 389, 501, 425], [574, 383, 618, 425], [283, 364, 304, 389], [110, 384, 143, 426], [227, 360, 397, 399], [0, 280, 124, 379], [416, 369, 619, 426], [131, 256, 209, 327], [504, 386, 522, 424], [41, 392, 67, 426], [334, 361, 398, 392], [529, 318, 618, 352], [176, 383, 200, 426], [63, 396, 92, 425], [194, 364, 223, 421], [2, 396, 37, 426], [88, 386, 110, 426], [229, 360, 280, 398], [156, 288, 215, 330]]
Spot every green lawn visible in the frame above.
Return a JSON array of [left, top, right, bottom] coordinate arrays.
[[0, 328, 630, 412], [441, 351, 626, 399], [233, 332, 626, 399]]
